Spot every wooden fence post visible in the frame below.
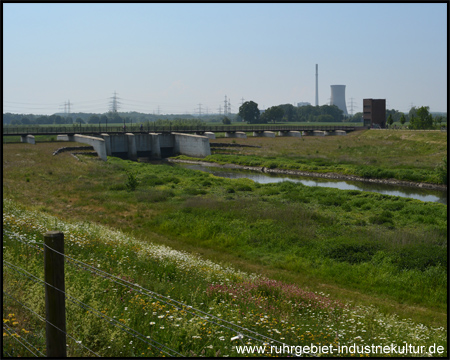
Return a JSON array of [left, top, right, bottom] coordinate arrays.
[[44, 231, 67, 357]]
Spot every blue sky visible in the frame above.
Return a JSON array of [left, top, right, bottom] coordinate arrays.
[[3, 3, 447, 115]]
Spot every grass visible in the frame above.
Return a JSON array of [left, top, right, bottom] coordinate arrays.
[[3, 199, 447, 357], [181, 129, 447, 184], [3, 140, 447, 311], [2, 135, 447, 356]]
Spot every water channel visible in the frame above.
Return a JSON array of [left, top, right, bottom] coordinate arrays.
[[177, 163, 448, 205]]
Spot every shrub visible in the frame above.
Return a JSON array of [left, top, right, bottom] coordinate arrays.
[[435, 156, 447, 184], [125, 171, 139, 192], [369, 210, 394, 226], [236, 184, 252, 192], [325, 241, 380, 264]]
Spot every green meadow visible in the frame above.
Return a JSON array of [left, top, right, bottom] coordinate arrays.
[[2, 129, 447, 356]]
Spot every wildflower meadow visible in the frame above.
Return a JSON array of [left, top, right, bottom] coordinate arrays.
[[3, 198, 447, 357]]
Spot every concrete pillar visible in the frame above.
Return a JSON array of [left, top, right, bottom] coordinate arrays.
[[225, 131, 247, 139], [101, 134, 112, 155], [149, 133, 161, 159], [253, 131, 276, 137], [73, 134, 107, 161], [57, 135, 70, 141], [204, 132, 216, 139], [173, 133, 211, 158], [126, 133, 138, 161], [313, 130, 325, 136], [278, 131, 302, 137], [335, 130, 347, 136], [20, 135, 35, 144]]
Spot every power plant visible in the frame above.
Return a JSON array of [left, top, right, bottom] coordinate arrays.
[[330, 85, 348, 115]]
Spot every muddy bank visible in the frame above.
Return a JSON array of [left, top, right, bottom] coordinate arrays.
[[167, 159, 447, 191]]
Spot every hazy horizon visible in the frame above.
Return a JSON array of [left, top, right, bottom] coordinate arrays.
[[3, 3, 447, 116]]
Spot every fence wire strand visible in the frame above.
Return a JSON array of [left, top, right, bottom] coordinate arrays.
[[43, 243, 308, 356], [3, 261, 181, 357], [3, 290, 101, 357], [3, 235, 316, 357], [2, 322, 44, 357]]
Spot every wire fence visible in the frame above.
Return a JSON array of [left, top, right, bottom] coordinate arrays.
[[3, 230, 316, 357]]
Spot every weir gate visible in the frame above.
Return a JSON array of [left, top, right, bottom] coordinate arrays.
[[55, 133, 211, 161], [6, 125, 365, 161]]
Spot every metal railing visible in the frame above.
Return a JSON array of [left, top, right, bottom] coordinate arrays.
[[2, 124, 360, 136]]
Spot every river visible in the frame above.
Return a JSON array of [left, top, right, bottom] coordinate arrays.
[[176, 163, 447, 205]]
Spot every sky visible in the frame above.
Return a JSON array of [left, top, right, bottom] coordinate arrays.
[[3, 3, 447, 116]]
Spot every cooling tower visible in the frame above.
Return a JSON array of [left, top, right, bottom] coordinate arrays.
[[330, 85, 348, 115]]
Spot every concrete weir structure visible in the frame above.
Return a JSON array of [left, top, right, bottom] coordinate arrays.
[[57, 134, 107, 160], [225, 131, 247, 139], [253, 131, 275, 138], [20, 135, 36, 144], [57, 132, 210, 161], [335, 130, 347, 136], [278, 131, 302, 137]]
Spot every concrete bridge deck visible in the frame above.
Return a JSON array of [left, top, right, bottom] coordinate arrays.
[[3, 124, 365, 137]]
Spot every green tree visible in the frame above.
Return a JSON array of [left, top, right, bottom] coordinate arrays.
[[408, 106, 417, 122], [222, 116, 231, 125], [349, 112, 363, 123], [261, 106, 284, 123], [435, 156, 447, 184], [387, 114, 394, 127], [100, 114, 109, 124], [319, 105, 343, 122], [279, 104, 295, 122], [52, 115, 65, 124], [316, 114, 334, 123], [386, 109, 403, 123], [88, 115, 100, 124], [409, 106, 433, 129], [399, 114, 406, 127], [433, 115, 443, 129], [239, 101, 260, 124]]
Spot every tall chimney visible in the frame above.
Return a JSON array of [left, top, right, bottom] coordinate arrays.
[[315, 64, 319, 106]]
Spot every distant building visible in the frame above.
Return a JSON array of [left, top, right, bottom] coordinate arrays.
[[363, 99, 386, 128], [297, 102, 311, 107]]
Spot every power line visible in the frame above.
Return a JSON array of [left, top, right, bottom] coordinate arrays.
[[348, 98, 358, 116], [109, 91, 121, 113]]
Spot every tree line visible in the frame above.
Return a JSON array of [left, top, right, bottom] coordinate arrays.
[[2, 112, 223, 126], [238, 101, 446, 129], [237, 102, 350, 124], [3, 104, 447, 130]]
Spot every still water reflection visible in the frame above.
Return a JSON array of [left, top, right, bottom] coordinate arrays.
[[178, 164, 447, 205]]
